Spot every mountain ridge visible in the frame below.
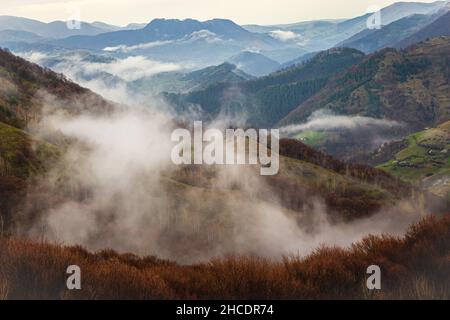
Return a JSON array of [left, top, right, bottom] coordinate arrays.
[[396, 10, 450, 48], [280, 36, 450, 129], [164, 47, 365, 127]]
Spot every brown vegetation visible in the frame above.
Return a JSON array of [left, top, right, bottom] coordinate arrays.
[[280, 138, 411, 196], [0, 48, 115, 129], [0, 215, 448, 300]]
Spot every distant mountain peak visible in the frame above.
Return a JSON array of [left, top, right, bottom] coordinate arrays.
[[216, 61, 238, 70], [144, 18, 202, 29], [144, 17, 245, 33], [227, 50, 280, 76], [204, 18, 242, 27]]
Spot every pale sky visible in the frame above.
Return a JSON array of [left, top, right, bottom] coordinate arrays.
[[0, 0, 439, 26]]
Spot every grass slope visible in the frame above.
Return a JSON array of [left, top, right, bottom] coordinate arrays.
[[0, 122, 59, 178], [378, 120, 450, 196]]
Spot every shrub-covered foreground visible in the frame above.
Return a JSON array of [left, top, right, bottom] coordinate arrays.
[[0, 215, 449, 300]]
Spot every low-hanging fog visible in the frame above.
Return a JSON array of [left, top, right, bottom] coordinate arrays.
[[19, 99, 425, 264], [280, 109, 403, 134], [15, 52, 426, 264]]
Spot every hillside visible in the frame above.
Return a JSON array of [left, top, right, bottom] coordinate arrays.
[[0, 47, 445, 267], [165, 138, 413, 228], [0, 48, 115, 228], [243, 1, 447, 52], [396, 10, 450, 48], [0, 30, 43, 44], [278, 37, 450, 161], [54, 18, 280, 51], [280, 36, 450, 130], [0, 49, 426, 239], [227, 51, 280, 76], [377, 120, 450, 197], [279, 51, 318, 70], [0, 48, 114, 129], [133, 62, 253, 95], [337, 14, 433, 53], [0, 16, 111, 38], [1, 3, 449, 301], [165, 47, 365, 127]]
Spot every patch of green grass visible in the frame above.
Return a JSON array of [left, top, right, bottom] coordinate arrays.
[[0, 122, 60, 178], [294, 130, 327, 146], [395, 133, 427, 161]]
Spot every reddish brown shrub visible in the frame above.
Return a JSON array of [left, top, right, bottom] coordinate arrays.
[[0, 215, 448, 300]]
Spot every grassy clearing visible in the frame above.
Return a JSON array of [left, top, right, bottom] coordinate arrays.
[[378, 121, 450, 184], [294, 130, 327, 146]]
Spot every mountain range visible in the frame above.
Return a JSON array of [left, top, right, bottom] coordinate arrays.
[[0, 15, 144, 39], [164, 47, 366, 127], [245, 1, 448, 51], [0, 2, 449, 193], [0, 47, 423, 236], [227, 51, 280, 76], [1, 1, 450, 299], [46, 18, 301, 67], [161, 36, 450, 167], [132, 62, 254, 95], [280, 37, 450, 129], [396, 9, 450, 47], [0, 1, 447, 75], [337, 8, 450, 53]]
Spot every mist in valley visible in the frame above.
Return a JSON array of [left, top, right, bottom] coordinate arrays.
[[15, 84, 427, 264]]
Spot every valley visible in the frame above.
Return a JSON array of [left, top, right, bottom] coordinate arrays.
[[0, 0, 449, 300]]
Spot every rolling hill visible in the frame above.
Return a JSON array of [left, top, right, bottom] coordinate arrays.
[[396, 10, 450, 48], [54, 18, 280, 51], [49, 18, 298, 67], [278, 37, 450, 161], [377, 120, 450, 196], [1, 213, 449, 299], [1, 3, 449, 300], [0, 48, 117, 229], [280, 37, 450, 130], [164, 47, 365, 127], [0, 16, 113, 39], [279, 51, 319, 70], [0, 48, 423, 236], [133, 62, 253, 94], [0, 30, 43, 44], [244, 1, 447, 51], [0, 49, 114, 129], [227, 51, 280, 76], [337, 14, 434, 53]]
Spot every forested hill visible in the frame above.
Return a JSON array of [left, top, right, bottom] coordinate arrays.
[[280, 36, 450, 130], [0, 48, 116, 229], [396, 11, 450, 48], [164, 48, 365, 127], [0, 48, 425, 232], [0, 48, 115, 129]]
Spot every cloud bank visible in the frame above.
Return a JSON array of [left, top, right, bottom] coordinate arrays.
[[17, 50, 183, 105], [12, 51, 422, 265], [280, 109, 402, 135], [270, 30, 305, 44], [20, 97, 423, 264]]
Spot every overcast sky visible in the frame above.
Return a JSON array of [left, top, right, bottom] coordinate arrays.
[[0, 0, 439, 26]]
